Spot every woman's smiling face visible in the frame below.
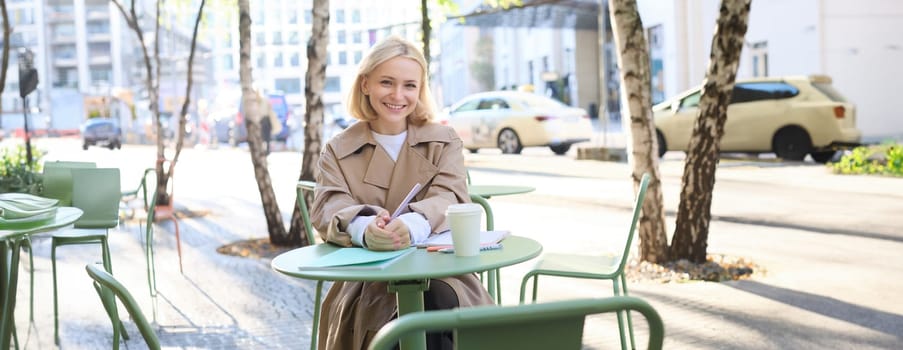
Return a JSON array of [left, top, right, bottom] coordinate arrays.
[[361, 56, 423, 135]]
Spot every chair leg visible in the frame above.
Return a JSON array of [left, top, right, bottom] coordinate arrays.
[[51, 243, 60, 346], [620, 274, 637, 350], [100, 236, 130, 341], [612, 280, 627, 350], [311, 280, 324, 350], [172, 217, 183, 274], [518, 272, 537, 304], [21, 237, 34, 322], [145, 225, 157, 299], [494, 269, 502, 305]]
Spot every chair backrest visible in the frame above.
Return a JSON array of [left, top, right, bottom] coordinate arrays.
[[71, 168, 121, 229], [368, 296, 664, 350], [41, 161, 96, 206], [614, 173, 651, 275], [468, 194, 494, 231], [296, 180, 317, 245], [85, 264, 161, 350]]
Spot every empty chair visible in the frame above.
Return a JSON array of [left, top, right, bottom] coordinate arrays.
[[120, 168, 154, 220], [519, 173, 650, 350], [50, 167, 121, 345], [296, 180, 324, 350], [367, 296, 665, 350], [86, 264, 161, 350]]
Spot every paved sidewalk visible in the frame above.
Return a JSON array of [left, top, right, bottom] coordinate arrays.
[[11, 146, 903, 349]]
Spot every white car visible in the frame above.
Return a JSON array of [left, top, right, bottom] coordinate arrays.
[[443, 91, 593, 155]]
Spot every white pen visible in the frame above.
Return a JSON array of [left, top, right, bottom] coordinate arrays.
[[390, 183, 422, 220], [439, 243, 503, 254]]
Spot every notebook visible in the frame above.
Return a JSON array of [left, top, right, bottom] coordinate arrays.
[[416, 230, 510, 248], [299, 247, 415, 271]]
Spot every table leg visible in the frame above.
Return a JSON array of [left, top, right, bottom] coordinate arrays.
[[487, 269, 498, 302], [1, 238, 23, 349], [387, 279, 429, 350]]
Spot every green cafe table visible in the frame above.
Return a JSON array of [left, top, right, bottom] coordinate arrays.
[[271, 235, 542, 350], [467, 184, 535, 199], [1, 207, 84, 349]]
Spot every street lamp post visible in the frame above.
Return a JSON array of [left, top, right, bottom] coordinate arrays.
[[18, 48, 39, 167]]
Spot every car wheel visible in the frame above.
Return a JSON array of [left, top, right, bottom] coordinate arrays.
[[497, 129, 522, 154], [810, 150, 837, 164], [467, 148, 479, 154], [549, 144, 571, 155], [772, 127, 811, 161], [82, 143, 89, 150], [656, 130, 667, 158]]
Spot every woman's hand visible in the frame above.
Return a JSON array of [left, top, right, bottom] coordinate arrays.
[[365, 217, 411, 251]]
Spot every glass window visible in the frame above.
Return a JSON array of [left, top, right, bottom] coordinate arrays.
[[352, 31, 361, 44], [354, 51, 362, 64], [732, 82, 799, 104], [325, 77, 341, 92], [220, 54, 233, 70], [679, 91, 701, 110], [477, 98, 509, 110], [256, 33, 266, 45], [273, 32, 283, 45], [90, 67, 112, 83], [304, 10, 312, 23], [338, 51, 347, 65], [335, 9, 345, 23], [86, 21, 109, 34], [288, 31, 299, 45], [275, 78, 301, 94], [352, 9, 360, 23], [257, 53, 266, 68], [453, 99, 480, 113], [289, 10, 298, 24], [290, 52, 300, 66], [337, 30, 346, 44], [274, 52, 283, 67]]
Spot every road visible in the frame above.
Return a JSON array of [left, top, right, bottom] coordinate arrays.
[[8, 136, 903, 349]]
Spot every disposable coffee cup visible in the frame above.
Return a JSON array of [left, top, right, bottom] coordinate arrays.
[[445, 203, 482, 257]]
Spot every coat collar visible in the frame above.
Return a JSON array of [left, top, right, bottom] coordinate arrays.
[[331, 120, 456, 159]]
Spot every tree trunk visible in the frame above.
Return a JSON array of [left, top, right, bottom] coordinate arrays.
[[112, 0, 168, 204], [288, 0, 330, 246], [608, 0, 669, 263], [670, 0, 751, 263], [421, 0, 430, 66], [171, 0, 207, 169], [237, 0, 287, 243], [0, 0, 10, 129]]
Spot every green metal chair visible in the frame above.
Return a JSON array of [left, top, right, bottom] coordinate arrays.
[[367, 296, 665, 350], [469, 194, 502, 304], [50, 167, 122, 345], [519, 173, 650, 350], [296, 180, 324, 350], [120, 168, 154, 220], [86, 264, 161, 350], [144, 189, 160, 301]]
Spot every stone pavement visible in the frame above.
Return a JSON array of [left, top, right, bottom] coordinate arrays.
[[10, 144, 903, 349]]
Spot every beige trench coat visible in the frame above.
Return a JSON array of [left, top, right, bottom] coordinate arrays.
[[311, 121, 493, 350]]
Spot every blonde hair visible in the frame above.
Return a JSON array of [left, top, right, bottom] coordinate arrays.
[[347, 35, 436, 126]]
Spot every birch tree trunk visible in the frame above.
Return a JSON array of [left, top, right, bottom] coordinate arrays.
[[238, 0, 287, 243], [608, 0, 669, 263], [288, 0, 330, 246], [670, 0, 751, 263], [112, 0, 169, 204], [0, 0, 10, 129]]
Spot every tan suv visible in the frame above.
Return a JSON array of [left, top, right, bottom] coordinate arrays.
[[653, 75, 861, 162]]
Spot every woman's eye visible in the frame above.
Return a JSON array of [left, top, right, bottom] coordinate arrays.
[[380, 80, 392, 86], [406, 83, 418, 89]]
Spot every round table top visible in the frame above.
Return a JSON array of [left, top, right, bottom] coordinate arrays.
[[467, 184, 535, 198], [271, 235, 542, 282], [0, 207, 84, 240]]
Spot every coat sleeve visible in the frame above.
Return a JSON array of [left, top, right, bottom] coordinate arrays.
[[408, 137, 470, 234], [311, 144, 386, 247]]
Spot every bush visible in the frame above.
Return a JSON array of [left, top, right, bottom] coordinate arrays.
[[0, 144, 44, 194], [830, 142, 903, 177]]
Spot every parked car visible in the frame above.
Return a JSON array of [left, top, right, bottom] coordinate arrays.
[[80, 118, 121, 150], [443, 91, 593, 155], [653, 75, 861, 162]]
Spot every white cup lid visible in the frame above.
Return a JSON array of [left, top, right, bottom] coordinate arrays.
[[446, 203, 482, 214]]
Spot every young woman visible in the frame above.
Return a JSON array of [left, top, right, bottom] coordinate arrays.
[[310, 35, 493, 349]]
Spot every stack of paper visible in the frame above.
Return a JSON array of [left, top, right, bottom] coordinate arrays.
[[299, 247, 415, 271], [417, 230, 510, 247]]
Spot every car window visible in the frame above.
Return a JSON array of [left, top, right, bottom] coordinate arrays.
[[476, 98, 509, 110], [811, 82, 848, 102], [453, 99, 480, 113], [679, 91, 701, 110], [517, 94, 565, 109], [731, 82, 799, 104]]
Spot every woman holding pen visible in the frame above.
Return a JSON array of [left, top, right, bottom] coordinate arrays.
[[310, 35, 493, 350]]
